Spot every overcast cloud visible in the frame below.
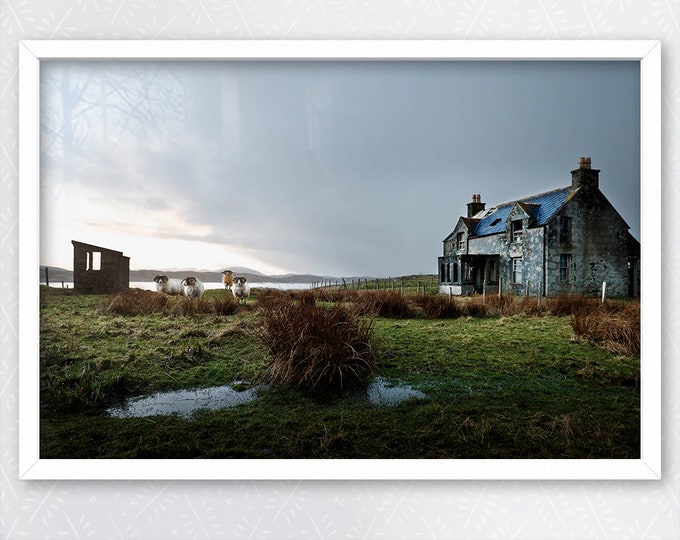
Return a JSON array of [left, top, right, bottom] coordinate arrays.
[[40, 60, 640, 277]]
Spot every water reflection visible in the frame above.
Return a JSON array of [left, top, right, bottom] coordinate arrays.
[[107, 376, 427, 419], [108, 383, 260, 419], [366, 376, 427, 406]]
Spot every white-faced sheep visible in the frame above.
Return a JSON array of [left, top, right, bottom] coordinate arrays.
[[232, 277, 250, 305], [222, 270, 234, 289], [182, 276, 205, 298], [153, 275, 184, 295]]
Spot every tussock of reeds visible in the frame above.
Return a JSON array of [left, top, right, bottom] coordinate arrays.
[[103, 289, 239, 317], [355, 290, 413, 319], [258, 295, 375, 394], [414, 295, 464, 319], [571, 302, 640, 356]]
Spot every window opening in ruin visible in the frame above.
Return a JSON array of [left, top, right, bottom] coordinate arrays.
[[559, 216, 572, 243], [86, 251, 102, 271], [457, 232, 465, 250], [511, 220, 523, 243], [92, 252, 101, 271]]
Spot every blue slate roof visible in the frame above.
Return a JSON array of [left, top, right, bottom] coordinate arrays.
[[470, 186, 576, 237]]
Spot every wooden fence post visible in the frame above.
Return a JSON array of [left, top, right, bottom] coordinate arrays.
[[601, 281, 607, 303], [44, 267, 49, 287]]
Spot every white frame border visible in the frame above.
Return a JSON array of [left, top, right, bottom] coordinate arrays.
[[19, 39, 661, 481]]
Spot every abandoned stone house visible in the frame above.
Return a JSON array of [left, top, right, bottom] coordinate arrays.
[[72, 240, 130, 293], [438, 158, 640, 298]]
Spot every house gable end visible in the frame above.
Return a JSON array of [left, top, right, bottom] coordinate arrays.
[[443, 216, 478, 242]]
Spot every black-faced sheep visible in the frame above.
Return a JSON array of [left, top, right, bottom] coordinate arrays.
[[232, 277, 250, 305], [153, 275, 184, 295], [182, 276, 205, 298], [222, 270, 234, 289]]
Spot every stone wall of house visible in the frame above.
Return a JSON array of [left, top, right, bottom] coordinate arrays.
[[467, 223, 546, 296], [544, 191, 635, 297], [437, 184, 638, 297]]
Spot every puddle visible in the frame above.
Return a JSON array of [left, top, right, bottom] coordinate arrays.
[[366, 376, 427, 406], [107, 376, 427, 419], [107, 383, 260, 419]]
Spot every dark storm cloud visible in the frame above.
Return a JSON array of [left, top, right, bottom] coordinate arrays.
[[43, 60, 640, 276]]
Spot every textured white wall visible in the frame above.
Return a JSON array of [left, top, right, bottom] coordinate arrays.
[[1, 1, 678, 539]]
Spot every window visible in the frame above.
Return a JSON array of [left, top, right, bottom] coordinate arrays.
[[456, 232, 465, 250], [439, 263, 446, 283], [511, 220, 523, 242], [559, 254, 571, 282], [86, 251, 101, 271], [453, 263, 458, 282], [559, 216, 572, 243], [512, 258, 523, 284]]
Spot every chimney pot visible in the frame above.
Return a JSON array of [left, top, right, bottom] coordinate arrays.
[[467, 194, 485, 217], [572, 157, 599, 190]]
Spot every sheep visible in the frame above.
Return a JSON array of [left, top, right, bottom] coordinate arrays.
[[153, 275, 184, 295], [222, 270, 234, 289], [182, 276, 205, 298], [231, 276, 250, 305]]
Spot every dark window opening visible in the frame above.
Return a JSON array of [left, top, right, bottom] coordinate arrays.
[[559, 216, 572, 243], [456, 232, 465, 250], [511, 220, 523, 243]]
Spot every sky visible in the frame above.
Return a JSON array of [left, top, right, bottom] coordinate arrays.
[[40, 60, 640, 278]]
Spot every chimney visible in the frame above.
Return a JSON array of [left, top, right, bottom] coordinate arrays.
[[467, 193, 486, 217], [571, 156, 599, 191]]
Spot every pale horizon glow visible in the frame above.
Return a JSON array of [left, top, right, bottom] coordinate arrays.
[[40, 60, 640, 276]]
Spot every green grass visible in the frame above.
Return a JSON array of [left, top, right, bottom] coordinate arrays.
[[39, 286, 640, 459]]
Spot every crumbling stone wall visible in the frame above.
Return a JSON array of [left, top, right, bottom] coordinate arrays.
[[546, 191, 636, 297], [72, 241, 130, 294]]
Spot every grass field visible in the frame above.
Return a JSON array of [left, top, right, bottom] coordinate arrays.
[[39, 285, 640, 459]]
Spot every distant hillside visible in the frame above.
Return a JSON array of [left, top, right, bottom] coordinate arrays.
[[40, 266, 343, 285]]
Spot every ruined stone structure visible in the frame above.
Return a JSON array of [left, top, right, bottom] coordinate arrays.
[[438, 158, 640, 298], [72, 240, 130, 294]]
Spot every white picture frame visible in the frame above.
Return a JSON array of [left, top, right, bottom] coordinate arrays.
[[19, 39, 661, 481]]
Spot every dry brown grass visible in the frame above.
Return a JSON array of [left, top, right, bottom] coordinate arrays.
[[354, 290, 413, 319], [413, 295, 465, 319], [571, 301, 640, 356], [258, 294, 375, 394], [103, 289, 239, 317]]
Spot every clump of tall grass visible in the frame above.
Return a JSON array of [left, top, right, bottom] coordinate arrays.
[[103, 289, 238, 316], [571, 302, 640, 356], [258, 295, 375, 394], [414, 295, 464, 319], [104, 289, 169, 315], [355, 290, 413, 319], [548, 294, 599, 317]]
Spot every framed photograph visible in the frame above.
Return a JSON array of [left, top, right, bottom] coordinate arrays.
[[19, 40, 661, 480]]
